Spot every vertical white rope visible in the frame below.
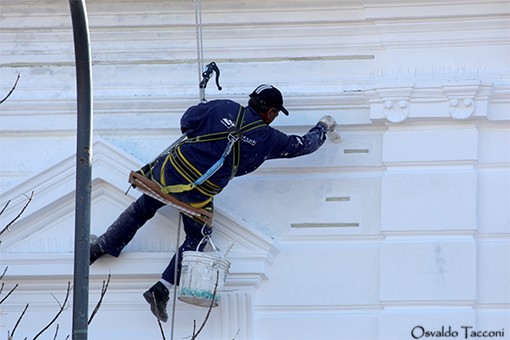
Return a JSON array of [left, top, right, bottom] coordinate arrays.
[[170, 213, 182, 340], [195, 0, 205, 100], [169, 2, 205, 337]]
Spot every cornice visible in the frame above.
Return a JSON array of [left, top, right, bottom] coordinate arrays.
[[1, 1, 508, 65], [0, 83, 507, 133]]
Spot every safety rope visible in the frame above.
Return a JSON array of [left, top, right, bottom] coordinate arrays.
[[169, 2, 204, 338], [194, 0, 206, 102]]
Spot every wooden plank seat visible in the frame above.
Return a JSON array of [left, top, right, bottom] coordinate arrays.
[[128, 171, 213, 226]]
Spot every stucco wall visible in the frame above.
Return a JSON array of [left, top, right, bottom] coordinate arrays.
[[1, 1, 509, 339]]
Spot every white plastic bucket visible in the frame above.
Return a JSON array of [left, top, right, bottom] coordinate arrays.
[[178, 251, 231, 308]]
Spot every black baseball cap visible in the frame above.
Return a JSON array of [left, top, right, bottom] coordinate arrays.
[[249, 84, 289, 115]]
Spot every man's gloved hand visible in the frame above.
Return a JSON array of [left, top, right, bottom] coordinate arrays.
[[318, 115, 337, 132], [318, 115, 343, 144]]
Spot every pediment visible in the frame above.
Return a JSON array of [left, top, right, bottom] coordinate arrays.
[[0, 138, 278, 287]]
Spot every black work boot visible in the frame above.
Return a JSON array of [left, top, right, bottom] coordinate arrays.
[[89, 234, 106, 265], [143, 282, 170, 322]]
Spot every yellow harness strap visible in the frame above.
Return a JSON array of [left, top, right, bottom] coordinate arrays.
[[158, 150, 194, 192], [155, 149, 214, 209], [189, 197, 213, 209], [158, 147, 220, 197]]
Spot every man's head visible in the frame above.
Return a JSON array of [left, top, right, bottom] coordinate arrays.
[[248, 84, 289, 124]]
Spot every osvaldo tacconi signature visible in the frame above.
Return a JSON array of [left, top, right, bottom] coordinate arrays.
[[411, 325, 505, 339]]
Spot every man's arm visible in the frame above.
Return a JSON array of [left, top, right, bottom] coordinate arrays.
[[267, 115, 337, 159]]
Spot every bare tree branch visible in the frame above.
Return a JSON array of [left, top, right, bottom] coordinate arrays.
[[0, 72, 20, 104], [0, 266, 8, 281], [0, 191, 34, 237], [9, 302, 29, 340], [52, 324, 60, 340], [231, 329, 241, 340], [0, 283, 19, 305], [191, 270, 220, 340], [88, 273, 111, 325], [153, 291, 167, 340], [0, 200, 10, 217], [32, 281, 71, 340], [192, 320, 197, 339]]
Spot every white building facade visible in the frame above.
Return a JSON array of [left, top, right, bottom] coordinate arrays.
[[1, 0, 509, 339]]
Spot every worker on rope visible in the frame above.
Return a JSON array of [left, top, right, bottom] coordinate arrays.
[[89, 84, 337, 322]]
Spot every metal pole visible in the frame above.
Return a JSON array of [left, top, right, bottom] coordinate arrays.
[[69, 0, 93, 339]]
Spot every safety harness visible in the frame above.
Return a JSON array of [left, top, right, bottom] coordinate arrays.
[[142, 105, 265, 199]]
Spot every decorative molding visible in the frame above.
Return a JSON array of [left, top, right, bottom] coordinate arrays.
[[365, 85, 414, 123], [383, 99, 410, 123], [448, 98, 475, 120], [219, 291, 255, 340], [364, 81, 498, 123], [442, 82, 489, 120]]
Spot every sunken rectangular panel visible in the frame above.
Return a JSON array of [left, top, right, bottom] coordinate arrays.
[[291, 223, 360, 228], [344, 149, 370, 154], [325, 196, 351, 202]]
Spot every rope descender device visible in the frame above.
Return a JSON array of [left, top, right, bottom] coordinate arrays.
[[199, 62, 222, 103]]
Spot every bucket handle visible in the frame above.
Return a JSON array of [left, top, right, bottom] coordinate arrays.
[[196, 234, 217, 252], [197, 223, 218, 252], [196, 224, 234, 258]]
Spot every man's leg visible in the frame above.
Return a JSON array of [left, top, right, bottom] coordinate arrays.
[[161, 213, 212, 285], [144, 202, 213, 322], [90, 194, 165, 264]]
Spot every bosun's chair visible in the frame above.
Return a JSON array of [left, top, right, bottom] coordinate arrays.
[[128, 171, 213, 227]]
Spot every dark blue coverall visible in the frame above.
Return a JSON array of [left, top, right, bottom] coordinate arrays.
[[95, 99, 327, 285]]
